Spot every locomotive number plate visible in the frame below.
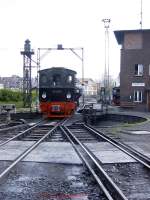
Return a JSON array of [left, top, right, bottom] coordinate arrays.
[[52, 105, 60, 111]]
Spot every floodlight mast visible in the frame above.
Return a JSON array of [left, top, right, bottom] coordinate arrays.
[[102, 18, 111, 111], [37, 45, 84, 105], [140, 0, 143, 29]]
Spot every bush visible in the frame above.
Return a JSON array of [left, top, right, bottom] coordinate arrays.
[[0, 89, 23, 102]]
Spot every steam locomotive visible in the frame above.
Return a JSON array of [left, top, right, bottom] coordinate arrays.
[[112, 87, 120, 106], [39, 67, 81, 118]]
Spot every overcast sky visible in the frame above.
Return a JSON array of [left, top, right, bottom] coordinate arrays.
[[0, 0, 149, 80]]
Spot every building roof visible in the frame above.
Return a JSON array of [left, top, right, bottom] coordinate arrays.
[[78, 78, 95, 84], [39, 67, 76, 74], [114, 29, 150, 45]]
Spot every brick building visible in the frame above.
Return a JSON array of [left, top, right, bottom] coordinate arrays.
[[114, 29, 150, 111]]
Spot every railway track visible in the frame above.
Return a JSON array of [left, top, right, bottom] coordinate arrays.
[[60, 122, 150, 199], [61, 125, 127, 200], [0, 119, 44, 147], [0, 118, 101, 200], [67, 123, 150, 169], [84, 124, 150, 169], [0, 117, 149, 199], [0, 119, 68, 145], [0, 123, 29, 141], [0, 119, 65, 181]]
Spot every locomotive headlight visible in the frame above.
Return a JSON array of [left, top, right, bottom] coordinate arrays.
[[42, 92, 46, 99], [66, 92, 71, 99]]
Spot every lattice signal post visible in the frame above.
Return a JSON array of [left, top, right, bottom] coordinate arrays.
[[21, 40, 34, 111]]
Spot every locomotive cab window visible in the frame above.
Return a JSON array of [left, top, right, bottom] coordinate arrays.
[[41, 75, 47, 84], [53, 74, 61, 86], [67, 75, 73, 83]]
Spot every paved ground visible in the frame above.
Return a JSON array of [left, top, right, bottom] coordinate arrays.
[[0, 141, 135, 164], [86, 142, 135, 163]]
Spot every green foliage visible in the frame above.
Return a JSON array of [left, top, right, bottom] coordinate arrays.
[[0, 89, 38, 110], [0, 89, 23, 102], [32, 89, 37, 102]]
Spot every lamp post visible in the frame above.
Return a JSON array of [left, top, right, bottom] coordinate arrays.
[[102, 18, 111, 111]]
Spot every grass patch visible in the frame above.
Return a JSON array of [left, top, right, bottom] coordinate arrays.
[[0, 101, 23, 108], [0, 101, 38, 112]]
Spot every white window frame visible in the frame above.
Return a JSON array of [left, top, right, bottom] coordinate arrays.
[[133, 90, 143, 102], [134, 64, 143, 76]]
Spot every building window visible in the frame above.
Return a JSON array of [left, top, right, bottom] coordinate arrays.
[[134, 64, 143, 76], [134, 90, 143, 102]]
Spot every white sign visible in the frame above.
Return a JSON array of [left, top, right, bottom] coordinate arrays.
[[132, 83, 145, 87], [93, 104, 102, 110]]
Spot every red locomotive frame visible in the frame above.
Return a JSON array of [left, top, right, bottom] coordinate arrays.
[[40, 101, 77, 118]]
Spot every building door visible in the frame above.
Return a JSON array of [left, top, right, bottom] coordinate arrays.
[[147, 91, 150, 111]]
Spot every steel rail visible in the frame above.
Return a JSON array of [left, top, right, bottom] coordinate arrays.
[[0, 119, 65, 181], [60, 125, 128, 200], [84, 124, 150, 169], [0, 123, 28, 133], [0, 119, 45, 147]]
